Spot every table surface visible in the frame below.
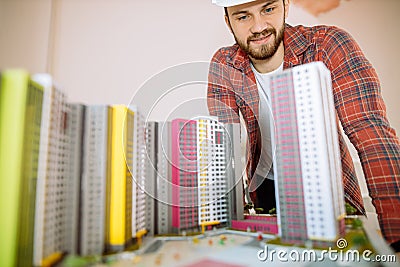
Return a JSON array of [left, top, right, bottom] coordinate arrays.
[[97, 217, 398, 267]]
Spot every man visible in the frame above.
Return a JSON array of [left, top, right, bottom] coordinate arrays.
[[207, 0, 400, 250]]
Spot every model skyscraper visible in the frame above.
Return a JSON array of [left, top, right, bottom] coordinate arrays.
[[108, 105, 134, 250], [0, 70, 44, 267], [32, 74, 71, 266], [155, 121, 173, 235], [130, 106, 147, 241], [171, 119, 199, 232], [197, 118, 228, 225], [80, 105, 110, 256], [270, 62, 346, 245]]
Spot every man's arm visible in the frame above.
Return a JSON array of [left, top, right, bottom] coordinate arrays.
[[207, 50, 240, 123], [322, 26, 400, 247]]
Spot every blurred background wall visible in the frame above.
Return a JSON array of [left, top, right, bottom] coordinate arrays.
[[1, 0, 398, 129]]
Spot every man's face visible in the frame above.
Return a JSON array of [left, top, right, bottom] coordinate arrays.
[[225, 0, 289, 60]]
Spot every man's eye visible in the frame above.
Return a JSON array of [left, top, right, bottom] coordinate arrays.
[[237, 15, 249, 21], [264, 7, 274, 13]]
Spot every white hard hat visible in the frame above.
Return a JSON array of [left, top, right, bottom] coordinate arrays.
[[212, 0, 257, 7]]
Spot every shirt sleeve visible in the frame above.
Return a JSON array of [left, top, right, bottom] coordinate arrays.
[[322, 26, 400, 245], [207, 49, 240, 123]]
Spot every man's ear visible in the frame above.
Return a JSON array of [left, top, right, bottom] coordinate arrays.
[[284, 0, 290, 19], [225, 15, 233, 34]]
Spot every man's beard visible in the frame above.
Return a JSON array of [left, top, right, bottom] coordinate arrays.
[[234, 24, 285, 60]]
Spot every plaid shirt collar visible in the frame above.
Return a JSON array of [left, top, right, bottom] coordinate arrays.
[[228, 24, 312, 73]]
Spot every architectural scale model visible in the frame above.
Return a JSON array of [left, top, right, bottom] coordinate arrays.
[[170, 117, 242, 233], [155, 121, 173, 235], [108, 105, 134, 251], [32, 74, 72, 266], [2, 63, 391, 267], [197, 118, 229, 226], [171, 119, 199, 232], [66, 103, 84, 255], [270, 62, 346, 245], [144, 121, 158, 237], [129, 106, 147, 241], [79, 105, 110, 256], [0, 70, 44, 267]]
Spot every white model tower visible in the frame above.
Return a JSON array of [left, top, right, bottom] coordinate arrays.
[[271, 62, 346, 244]]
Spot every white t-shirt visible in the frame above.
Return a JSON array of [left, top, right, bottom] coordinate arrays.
[[251, 62, 283, 180]]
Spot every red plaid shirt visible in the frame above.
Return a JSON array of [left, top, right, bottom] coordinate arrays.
[[207, 24, 400, 244]]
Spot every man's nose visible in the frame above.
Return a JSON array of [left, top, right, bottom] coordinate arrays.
[[250, 15, 266, 34]]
